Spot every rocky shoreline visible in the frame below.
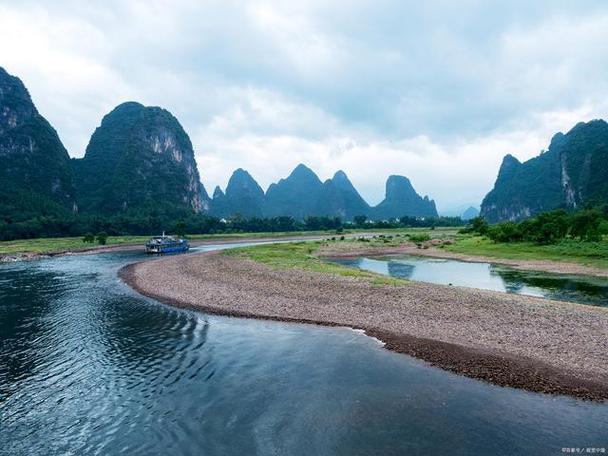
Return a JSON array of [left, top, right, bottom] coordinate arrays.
[[120, 247, 608, 401]]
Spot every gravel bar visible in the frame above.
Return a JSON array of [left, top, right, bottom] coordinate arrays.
[[120, 249, 608, 401]]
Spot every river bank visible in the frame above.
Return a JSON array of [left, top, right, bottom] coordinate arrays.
[[121, 242, 608, 401], [0, 234, 353, 262], [319, 239, 608, 278]]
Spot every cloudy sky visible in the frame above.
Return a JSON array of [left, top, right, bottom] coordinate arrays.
[[1, 0, 607, 212]]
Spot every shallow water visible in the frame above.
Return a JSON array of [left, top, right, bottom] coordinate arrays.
[[330, 255, 608, 307], [1, 244, 607, 455]]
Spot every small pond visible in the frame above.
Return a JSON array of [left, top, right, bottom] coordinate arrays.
[[329, 255, 608, 307]]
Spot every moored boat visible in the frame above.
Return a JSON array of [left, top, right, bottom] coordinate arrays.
[[145, 234, 190, 254]]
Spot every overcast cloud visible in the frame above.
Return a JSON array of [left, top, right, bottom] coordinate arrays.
[[1, 0, 607, 211]]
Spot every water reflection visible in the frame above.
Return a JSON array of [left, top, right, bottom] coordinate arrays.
[[1, 249, 607, 455], [331, 256, 608, 306]]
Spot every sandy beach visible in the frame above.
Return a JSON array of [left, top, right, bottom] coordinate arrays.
[[121, 247, 608, 401]]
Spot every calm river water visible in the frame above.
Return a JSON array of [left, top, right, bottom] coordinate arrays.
[[330, 255, 608, 307], [1, 243, 607, 455]]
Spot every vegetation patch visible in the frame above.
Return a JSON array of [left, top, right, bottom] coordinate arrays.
[[0, 228, 456, 256], [447, 209, 608, 269], [0, 235, 151, 255], [445, 235, 608, 269], [225, 241, 407, 286]]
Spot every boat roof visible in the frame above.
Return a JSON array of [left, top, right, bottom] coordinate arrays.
[[146, 235, 186, 245]]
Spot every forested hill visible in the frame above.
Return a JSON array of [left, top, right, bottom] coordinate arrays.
[[0, 66, 75, 219], [1, 66, 441, 240], [481, 120, 608, 223], [72, 101, 208, 215]]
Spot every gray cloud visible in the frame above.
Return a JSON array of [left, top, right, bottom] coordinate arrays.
[[1, 0, 607, 210]]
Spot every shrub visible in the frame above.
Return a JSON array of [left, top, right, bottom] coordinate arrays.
[[409, 233, 431, 243], [599, 220, 608, 237], [570, 209, 603, 241], [96, 231, 108, 245], [82, 232, 95, 243], [461, 217, 489, 235], [487, 222, 522, 243]]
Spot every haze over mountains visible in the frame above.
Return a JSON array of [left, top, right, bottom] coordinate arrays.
[[208, 165, 437, 220], [3, 66, 608, 230], [0, 67, 437, 223]]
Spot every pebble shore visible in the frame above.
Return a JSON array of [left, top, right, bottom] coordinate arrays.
[[121, 248, 608, 400]]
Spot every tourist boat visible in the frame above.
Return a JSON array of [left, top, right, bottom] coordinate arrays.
[[145, 233, 190, 254]]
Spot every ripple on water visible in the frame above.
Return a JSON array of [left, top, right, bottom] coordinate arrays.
[[1, 251, 608, 455]]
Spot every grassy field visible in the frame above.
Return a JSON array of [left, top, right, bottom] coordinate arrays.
[[5, 227, 606, 271], [0, 227, 459, 256], [0, 236, 152, 256], [225, 241, 406, 286], [444, 235, 608, 269]]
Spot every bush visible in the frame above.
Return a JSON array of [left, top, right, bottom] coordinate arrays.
[[461, 217, 489, 235], [532, 210, 570, 244], [82, 232, 95, 243], [483, 208, 608, 245], [487, 222, 522, 243], [599, 220, 608, 237], [96, 231, 108, 245], [409, 233, 431, 243], [570, 209, 603, 241]]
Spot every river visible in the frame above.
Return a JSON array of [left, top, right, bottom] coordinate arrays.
[[329, 255, 608, 307], [1, 243, 607, 455]]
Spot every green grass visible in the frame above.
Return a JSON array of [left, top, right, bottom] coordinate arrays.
[[0, 227, 460, 256], [0, 231, 342, 255], [444, 235, 608, 269], [0, 236, 152, 255], [225, 241, 406, 286]]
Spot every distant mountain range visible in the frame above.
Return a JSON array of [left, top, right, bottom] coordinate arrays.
[[209, 165, 438, 220], [0, 66, 438, 223], [461, 207, 479, 220], [481, 120, 608, 222], [9, 64, 605, 227]]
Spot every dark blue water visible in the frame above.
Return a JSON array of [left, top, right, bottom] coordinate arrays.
[[330, 255, 608, 307], [1, 244, 607, 455]]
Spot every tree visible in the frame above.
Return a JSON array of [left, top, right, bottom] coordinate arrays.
[[354, 215, 367, 227], [466, 216, 489, 235], [174, 220, 187, 238], [570, 209, 603, 241], [532, 210, 569, 244]]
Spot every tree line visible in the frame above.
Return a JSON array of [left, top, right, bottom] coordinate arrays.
[[0, 209, 464, 241], [463, 208, 608, 244]]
